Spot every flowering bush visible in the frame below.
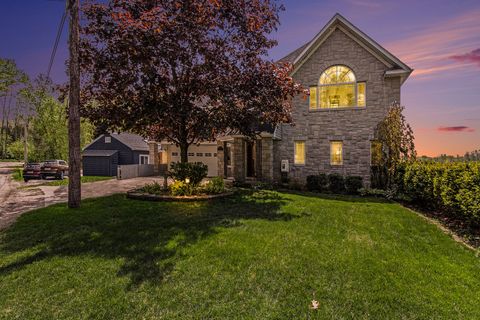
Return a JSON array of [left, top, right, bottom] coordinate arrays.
[[203, 177, 225, 195]]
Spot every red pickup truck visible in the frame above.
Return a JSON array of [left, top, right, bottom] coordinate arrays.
[[40, 160, 69, 180]]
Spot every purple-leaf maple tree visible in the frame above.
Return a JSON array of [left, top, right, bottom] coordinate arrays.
[[80, 0, 304, 162]]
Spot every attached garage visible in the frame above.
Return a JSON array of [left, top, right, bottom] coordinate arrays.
[[161, 143, 218, 177], [82, 150, 119, 176]]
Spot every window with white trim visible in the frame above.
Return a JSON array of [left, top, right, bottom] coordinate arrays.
[[309, 65, 366, 109], [105, 136, 111, 143], [139, 154, 149, 165]]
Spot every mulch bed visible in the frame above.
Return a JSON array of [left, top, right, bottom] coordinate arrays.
[[401, 202, 480, 250], [127, 190, 235, 202]]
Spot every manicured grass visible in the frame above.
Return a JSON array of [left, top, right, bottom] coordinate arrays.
[[0, 159, 20, 162], [0, 191, 479, 319], [36, 176, 114, 186], [11, 168, 23, 182]]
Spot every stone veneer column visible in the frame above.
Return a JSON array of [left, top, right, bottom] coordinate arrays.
[[217, 141, 225, 178], [261, 136, 273, 181], [232, 137, 245, 182], [148, 141, 159, 175]]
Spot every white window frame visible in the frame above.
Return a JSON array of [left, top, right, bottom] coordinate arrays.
[[311, 65, 366, 110], [105, 136, 111, 143], [139, 154, 149, 165]]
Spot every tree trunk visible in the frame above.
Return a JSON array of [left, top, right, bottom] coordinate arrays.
[[23, 118, 28, 163], [179, 141, 189, 163], [68, 0, 81, 208]]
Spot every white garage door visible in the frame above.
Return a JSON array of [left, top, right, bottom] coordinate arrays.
[[168, 144, 218, 177]]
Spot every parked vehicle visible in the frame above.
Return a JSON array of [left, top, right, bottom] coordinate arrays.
[[40, 160, 69, 180], [23, 162, 43, 182]]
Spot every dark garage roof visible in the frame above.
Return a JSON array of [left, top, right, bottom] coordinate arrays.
[[110, 133, 149, 151], [82, 149, 118, 157]]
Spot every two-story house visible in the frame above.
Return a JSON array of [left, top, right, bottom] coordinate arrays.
[[149, 13, 412, 185], [215, 13, 412, 184]]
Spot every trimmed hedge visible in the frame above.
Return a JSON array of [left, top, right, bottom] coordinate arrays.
[[306, 174, 328, 192], [328, 174, 345, 193], [401, 161, 480, 224], [345, 176, 364, 194], [305, 174, 363, 195]]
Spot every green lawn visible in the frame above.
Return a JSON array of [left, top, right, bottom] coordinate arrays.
[[0, 191, 478, 319], [37, 175, 113, 186]]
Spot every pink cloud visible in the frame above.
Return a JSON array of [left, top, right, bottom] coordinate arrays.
[[385, 10, 480, 79], [437, 126, 475, 133], [450, 48, 480, 66]]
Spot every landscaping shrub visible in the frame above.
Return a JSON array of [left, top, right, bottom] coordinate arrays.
[[328, 173, 345, 193], [203, 177, 225, 194], [169, 180, 195, 196], [345, 176, 363, 194], [287, 178, 305, 191], [169, 162, 208, 186], [359, 188, 387, 198], [401, 161, 480, 224], [139, 181, 164, 194], [306, 174, 328, 192]]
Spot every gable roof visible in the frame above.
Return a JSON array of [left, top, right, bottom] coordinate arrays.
[[83, 132, 149, 152], [111, 133, 149, 151], [279, 13, 412, 83]]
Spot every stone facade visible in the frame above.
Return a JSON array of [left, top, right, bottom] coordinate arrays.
[[215, 15, 410, 185], [273, 27, 403, 185]]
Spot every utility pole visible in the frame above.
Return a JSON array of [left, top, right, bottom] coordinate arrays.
[[68, 0, 81, 208]]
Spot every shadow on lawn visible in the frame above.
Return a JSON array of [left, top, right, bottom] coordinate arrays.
[[278, 189, 391, 204], [0, 190, 295, 289]]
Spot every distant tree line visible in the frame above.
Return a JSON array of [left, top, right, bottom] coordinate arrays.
[[419, 149, 480, 162], [0, 58, 94, 162]]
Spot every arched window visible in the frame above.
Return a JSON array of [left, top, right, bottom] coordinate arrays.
[[309, 65, 366, 109]]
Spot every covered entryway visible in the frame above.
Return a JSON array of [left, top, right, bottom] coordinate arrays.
[[217, 134, 274, 182]]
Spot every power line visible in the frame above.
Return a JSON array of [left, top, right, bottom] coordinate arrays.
[[47, 3, 67, 79]]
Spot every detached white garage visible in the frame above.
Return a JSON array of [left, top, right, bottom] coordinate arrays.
[[160, 142, 218, 177]]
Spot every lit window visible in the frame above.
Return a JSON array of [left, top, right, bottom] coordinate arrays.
[[371, 141, 382, 166], [294, 141, 305, 165], [316, 65, 366, 109], [309, 87, 317, 109], [357, 82, 366, 107], [330, 141, 343, 165], [105, 136, 111, 143]]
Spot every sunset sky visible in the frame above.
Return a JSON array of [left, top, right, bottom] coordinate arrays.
[[1, 0, 479, 156]]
